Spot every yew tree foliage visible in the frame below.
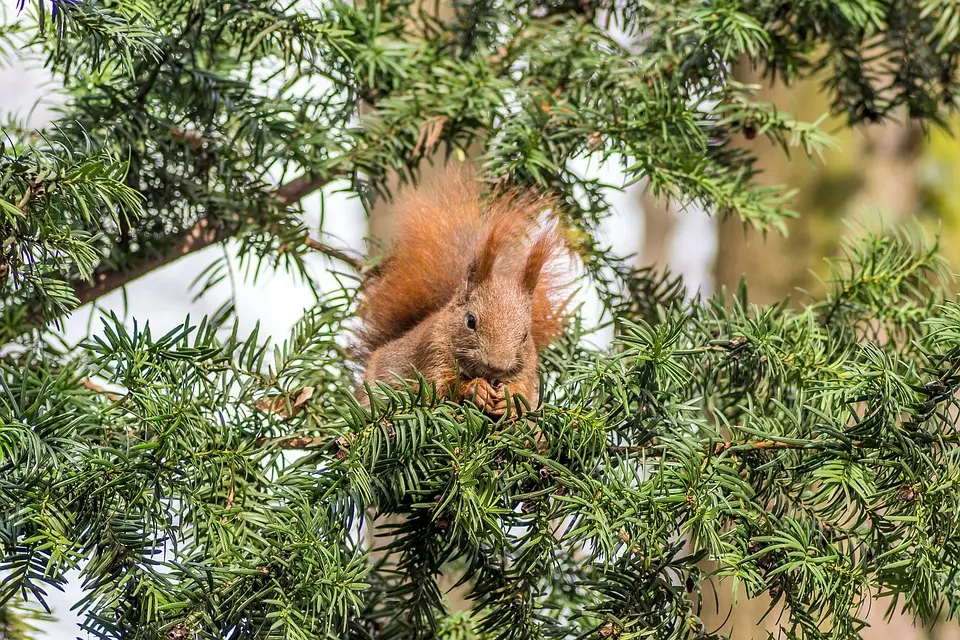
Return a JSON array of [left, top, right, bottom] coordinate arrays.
[[3, 0, 960, 639]]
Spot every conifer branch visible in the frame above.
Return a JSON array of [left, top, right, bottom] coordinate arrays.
[[73, 216, 223, 305], [302, 237, 365, 272], [7, 2, 960, 637], [254, 435, 330, 449], [268, 435, 953, 455], [71, 172, 359, 307], [79, 378, 123, 402], [274, 174, 338, 206], [131, 13, 199, 107]]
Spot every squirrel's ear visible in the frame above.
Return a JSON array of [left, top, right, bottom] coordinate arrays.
[[469, 219, 510, 289], [466, 256, 481, 290], [521, 234, 552, 295]]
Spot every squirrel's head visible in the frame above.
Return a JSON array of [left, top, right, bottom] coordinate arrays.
[[451, 223, 553, 381]]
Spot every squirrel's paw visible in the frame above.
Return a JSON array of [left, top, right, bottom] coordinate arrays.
[[463, 378, 508, 417]]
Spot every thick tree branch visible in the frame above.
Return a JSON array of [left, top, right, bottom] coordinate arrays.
[[275, 174, 336, 205], [74, 216, 223, 306], [72, 172, 361, 307]]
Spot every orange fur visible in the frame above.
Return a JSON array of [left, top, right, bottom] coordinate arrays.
[[357, 166, 571, 355], [527, 232, 568, 351], [472, 213, 527, 286], [356, 165, 572, 416]]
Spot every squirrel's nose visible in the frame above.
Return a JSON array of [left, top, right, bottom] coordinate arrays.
[[485, 360, 515, 378]]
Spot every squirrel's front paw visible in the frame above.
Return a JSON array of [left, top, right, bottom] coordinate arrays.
[[463, 378, 508, 416]]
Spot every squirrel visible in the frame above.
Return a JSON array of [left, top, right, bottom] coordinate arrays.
[[356, 167, 571, 417]]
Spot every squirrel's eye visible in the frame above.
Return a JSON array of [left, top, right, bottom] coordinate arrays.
[[466, 313, 477, 331]]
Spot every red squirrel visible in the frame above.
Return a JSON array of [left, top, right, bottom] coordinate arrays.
[[356, 168, 571, 416]]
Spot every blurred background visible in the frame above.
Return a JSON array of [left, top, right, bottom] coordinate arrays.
[[4, 10, 960, 640]]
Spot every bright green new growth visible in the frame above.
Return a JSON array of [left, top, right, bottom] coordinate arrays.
[[2, 1, 960, 639]]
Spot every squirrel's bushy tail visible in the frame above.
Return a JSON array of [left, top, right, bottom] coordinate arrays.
[[357, 165, 572, 353]]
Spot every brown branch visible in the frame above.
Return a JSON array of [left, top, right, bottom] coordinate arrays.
[[74, 216, 223, 306], [80, 378, 123, 402], [303, 237, 364, 271], [606, 444, 649, 455], [251, 423, 960, 454], [275, 174, 337, 205], [712, 439, 863, 454], [264, 436, 866, 454], [72, 171, 358, 308], [717, 432, 960, 454], [607, 437, 865, 457], [258, 437, 858, 455], [58, 24, 548, 320], [254, 435, 329, 449]]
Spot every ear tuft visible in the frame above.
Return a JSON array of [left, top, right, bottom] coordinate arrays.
[[471, 212, 526, 288], [465, 256, 480, 289], [521, 233, 553, 295]]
